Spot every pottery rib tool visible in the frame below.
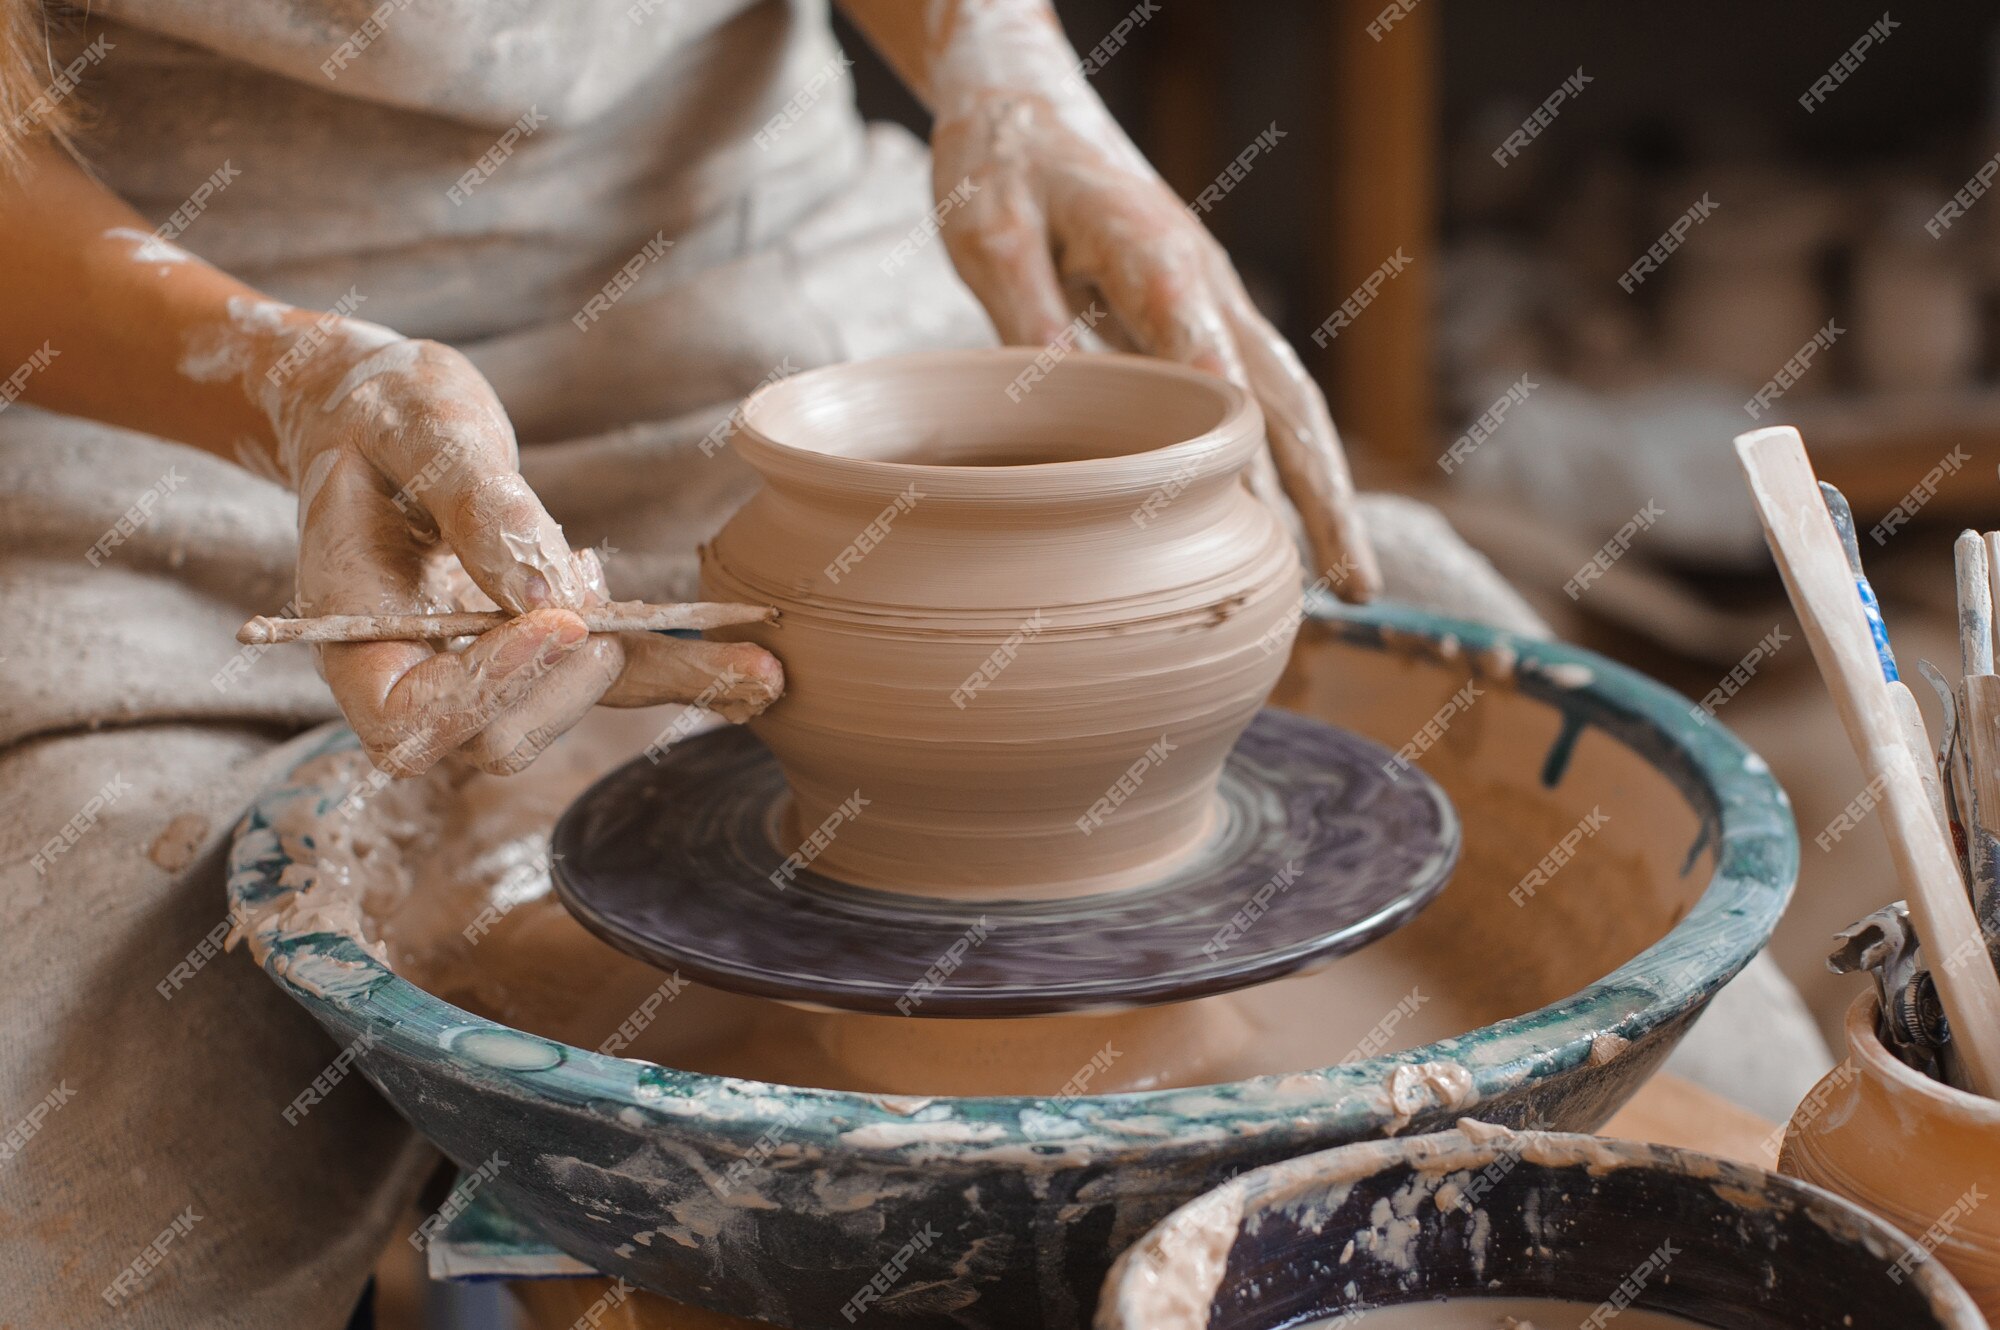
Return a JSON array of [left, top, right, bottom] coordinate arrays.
[[1949, 532, 1993, 882], [237, 600, 776, 645], [1957, 529, 2000, 942], [1829, 903, 1940, 1076], [1916, 660, 1971, 871], [1961, 674, 2000, 935], [1736, 425, 2000, 1097], [1986, 530, 2000, 654]]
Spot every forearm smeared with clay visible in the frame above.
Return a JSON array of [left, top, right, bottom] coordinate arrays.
[[0, 140, 781, 776], [840, 0, 1381, 598]]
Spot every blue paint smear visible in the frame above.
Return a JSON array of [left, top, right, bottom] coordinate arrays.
[[1856, 578, 1898, 682], [1540, 711, 1587, 789]]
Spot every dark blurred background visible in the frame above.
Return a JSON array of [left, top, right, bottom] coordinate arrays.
[[841, 1, 2000, 469]]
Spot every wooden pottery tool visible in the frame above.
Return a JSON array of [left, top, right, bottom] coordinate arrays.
[[1986, 530, 2000, 654], [1951, 529, 2000, 948], [1829, 902, 1940, 1075], [1960, 674, 2000, 934], [236, 600, 776, 645], [1916, 661, 1968, 859], [1736, 425, 2000, 1096], [1957, 532, 1994, 678]]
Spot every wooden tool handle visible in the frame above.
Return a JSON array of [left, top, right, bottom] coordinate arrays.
[[1889, 682, 1951, 837], [237, 600, 777, 645], [1957, 531, 1995, 678], [1737, 425, 2000, 1097]]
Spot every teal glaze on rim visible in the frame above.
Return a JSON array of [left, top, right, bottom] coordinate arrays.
[[226, 601, 1798, 1329]]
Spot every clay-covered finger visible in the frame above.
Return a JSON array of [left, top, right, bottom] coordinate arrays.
[[600, 633, 785, 720], [1056, 205, 1243, 379], [386, 427, 583, 616], [1215, 269, 1382, 601], [458, 634, 625, 774], [456, 548, 621, 774], [324, 609, 589, 775], [941, 189, 1076, 346]]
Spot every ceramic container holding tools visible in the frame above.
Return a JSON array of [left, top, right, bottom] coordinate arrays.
[[1781, 990, 2000, 1318]]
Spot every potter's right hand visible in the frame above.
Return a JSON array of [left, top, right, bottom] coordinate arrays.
[[242, 324, 783, 777], [855, 0, 1384, 600]]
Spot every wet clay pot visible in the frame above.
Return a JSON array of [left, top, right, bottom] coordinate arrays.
[[700, 349, 1300, 897], [1780, 990, 2000, 1318]]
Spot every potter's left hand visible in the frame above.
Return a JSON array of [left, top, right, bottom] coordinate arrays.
[[888, 0, 1381, 599]]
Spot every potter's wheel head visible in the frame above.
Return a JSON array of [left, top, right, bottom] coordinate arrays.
[[549, 708, 1459, 1016]]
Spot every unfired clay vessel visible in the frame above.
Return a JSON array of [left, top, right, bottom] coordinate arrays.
[[700, 349, 1301, 897], [1780, 991, 2000, 1318]]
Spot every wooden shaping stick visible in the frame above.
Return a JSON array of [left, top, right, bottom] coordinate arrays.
[[238, 599, 777, 645]]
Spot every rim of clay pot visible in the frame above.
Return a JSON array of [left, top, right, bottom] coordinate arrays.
[[226, 601, 1797, 1166], [1844, 990, 2000, 1123], [729, 348, 1262, 502], [1097, 1127, 1987, 1328]]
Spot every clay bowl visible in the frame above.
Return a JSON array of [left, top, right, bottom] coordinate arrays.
[[700, 348, 1301, 897], [1096, 1127, 1986, 1328], [227, 603, 1797, 1329], [1781, 991, 2000, 1317]]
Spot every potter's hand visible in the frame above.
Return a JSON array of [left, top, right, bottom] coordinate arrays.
[[892, 0, 1380, 599], [247, 329, 782, 776], [1, 141, 764, 754]]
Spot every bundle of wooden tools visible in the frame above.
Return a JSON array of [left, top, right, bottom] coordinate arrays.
[[1738, 425, 2000, 1098]]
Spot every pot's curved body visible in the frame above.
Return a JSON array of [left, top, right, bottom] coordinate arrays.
[[228, 604, 1799, 1330], [699, 349, 1300, 896], [1781, 992, 2000, 1317]]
